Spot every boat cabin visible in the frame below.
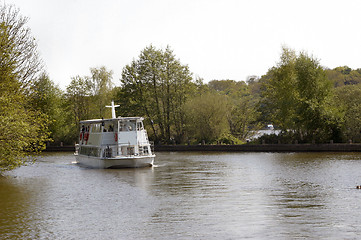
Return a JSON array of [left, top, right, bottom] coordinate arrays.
[[78, 117, 152, 159]]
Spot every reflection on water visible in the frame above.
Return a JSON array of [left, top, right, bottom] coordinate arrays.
[[1, 152, 361, 239], [0, 177, 34, 239]]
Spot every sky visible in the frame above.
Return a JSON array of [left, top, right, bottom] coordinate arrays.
[[6, 0, 361, 89]]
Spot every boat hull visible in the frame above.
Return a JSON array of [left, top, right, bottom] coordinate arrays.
[[75, 154, 154, 168]]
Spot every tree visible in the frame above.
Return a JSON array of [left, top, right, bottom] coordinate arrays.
[[336, 85, 361, 142], [119, 45, 195, 143], [326, 66, 361, 87], [0, 4, 50, 172], [228, 95, 261, 141], [0, 92, 50, 172], [208, 79, 260, 142], [65, 75, 92, 141], [260, 47, 342, 142], [260, 46, 298, 131], [184, 92, 229, 143], [88, 66, 113, 117], [30, 73, 72, 145], [293, 52, 341, 141], [208, 79, 249, 97], [0, 4, 42, 91]]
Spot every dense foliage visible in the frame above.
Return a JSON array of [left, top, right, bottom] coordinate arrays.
[[118, 45, 195, 144], [2, 3, 361, 172], [0, 4, 50, 172], [259, 47, 343, 143], [52, 46, 360, 145]]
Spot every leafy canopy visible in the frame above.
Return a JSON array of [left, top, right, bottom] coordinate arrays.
[[0, 4, 50, 172], [260, 46, 342, 142]]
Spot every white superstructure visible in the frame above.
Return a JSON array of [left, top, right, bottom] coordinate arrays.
[[75, 102, 155, 168]]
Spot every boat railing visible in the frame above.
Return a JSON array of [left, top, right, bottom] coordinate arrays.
[[100, 144, 118, 158], [150, 141, 155, 154], [74, 144, 79, 155], [97, 143, 153, 158], [100, 144, 138, 158]]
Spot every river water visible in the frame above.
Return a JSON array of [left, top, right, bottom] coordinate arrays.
[[1, 152, 361, 239]]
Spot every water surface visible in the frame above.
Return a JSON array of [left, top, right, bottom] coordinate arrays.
[[1, 152, 361, 239]]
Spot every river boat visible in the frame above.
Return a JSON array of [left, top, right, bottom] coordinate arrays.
[[75, 101, 155, 168]]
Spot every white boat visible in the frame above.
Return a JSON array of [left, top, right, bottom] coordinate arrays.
[[75, 101, 155, 168]]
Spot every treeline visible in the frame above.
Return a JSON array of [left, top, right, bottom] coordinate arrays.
[[2, 3, 361, 171], [43, 45, 262, 146], [43, 45, 361, 146]]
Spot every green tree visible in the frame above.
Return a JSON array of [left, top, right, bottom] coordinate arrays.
[[65, 75, 92, 141], [0, 91, 51, 171], [184, 92, 229, 143], [30, 73, 72, 145], [336, 85, 361, 142], [88, 66, 113, 117], [119, 45, 195, 143], [325, 68, 345, 87], [208, 79, 247, 94], [228, 95, 261, 141], [0, 4, 50, 172], [208, 79, 261, 141], [326, 66, 361, 87], [0, 4, 43, 91], [261, 47, 342, 142], [261, 46, 298, 131], [294, 52, 341, 141]]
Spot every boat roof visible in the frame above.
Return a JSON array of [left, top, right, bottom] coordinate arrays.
[[79, 117, 144, 124]]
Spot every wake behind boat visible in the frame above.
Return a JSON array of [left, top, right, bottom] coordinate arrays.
[[74, 101, 155, 168]]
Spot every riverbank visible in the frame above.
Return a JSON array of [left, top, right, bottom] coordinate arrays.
[[45, 143, 361, 152], [155, 144, 361, 152]]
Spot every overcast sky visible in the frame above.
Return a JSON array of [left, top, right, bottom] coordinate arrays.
[[7, 0, 361, 89]]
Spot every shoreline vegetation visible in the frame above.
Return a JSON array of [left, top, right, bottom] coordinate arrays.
[[45, 143, 361, 153]]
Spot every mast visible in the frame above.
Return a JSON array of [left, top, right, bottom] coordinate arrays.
[[106, 100, 120, 119]]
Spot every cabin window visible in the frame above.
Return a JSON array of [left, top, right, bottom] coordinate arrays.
[[128, 121, 136, 131], [104, 123, 114, 132], [121, 120, 135, 131], [127, 147, 135, 155], [103, 146, 112, 158], [119, 123, 130, 131], [136, 122, 144, 131], [80, 125, 89, 133], [143, 146, 149, 155], [79, 146, 100, 157], [118, 120, 137, 131], [91, 123, 101, 133]]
